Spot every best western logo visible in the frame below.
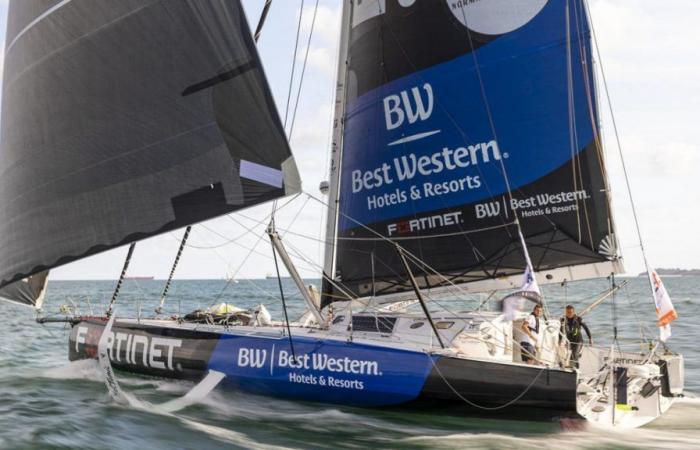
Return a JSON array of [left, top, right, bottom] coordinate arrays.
[[476, 201, 501, 218], [387, 211, 462, 236], [236, 348, 381, 376], [383, 83, 434, 130]]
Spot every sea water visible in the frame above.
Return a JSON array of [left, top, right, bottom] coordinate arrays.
[[0, 277, 698, 449]]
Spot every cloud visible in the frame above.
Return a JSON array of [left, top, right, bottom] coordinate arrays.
[[300, 4, 341, 46], [296, 3, 341, 76], [304, 45, 336, 76], [560, 1, 700, 273]]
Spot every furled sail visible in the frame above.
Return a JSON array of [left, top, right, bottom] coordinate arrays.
[[323, 0, 621, 303], [0, 0, 300, 287], [0, 271, 49, 309]]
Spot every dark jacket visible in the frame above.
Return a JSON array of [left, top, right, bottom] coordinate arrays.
[[560, 315, 592, 344]]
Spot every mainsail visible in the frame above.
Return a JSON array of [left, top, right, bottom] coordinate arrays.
[[323, 0, 622, 303], [0, 0, 300, 287]]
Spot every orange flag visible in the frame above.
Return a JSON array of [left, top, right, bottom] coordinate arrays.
[[649, 270, 678, 342]]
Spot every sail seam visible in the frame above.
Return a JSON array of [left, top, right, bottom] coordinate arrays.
[[5, 0, 73, 56]]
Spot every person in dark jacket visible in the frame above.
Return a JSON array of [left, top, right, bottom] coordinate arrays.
[[560, 305, 592, 368]]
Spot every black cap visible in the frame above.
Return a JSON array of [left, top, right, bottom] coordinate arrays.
[[566, 304, 575, 310]]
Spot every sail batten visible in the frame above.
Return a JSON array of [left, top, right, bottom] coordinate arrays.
[[323, 0, 621, 305], [0, 0, 298, 288]]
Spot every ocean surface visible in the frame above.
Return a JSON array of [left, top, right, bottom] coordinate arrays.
[[0, 276, 698, 449]]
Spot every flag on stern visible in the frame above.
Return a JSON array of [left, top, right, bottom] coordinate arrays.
[[650, 270, 678, 342]]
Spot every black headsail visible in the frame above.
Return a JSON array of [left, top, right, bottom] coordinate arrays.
[[322, 0, 622, 305], [0, 0, 300, 287], [0, 272, 49, 308]]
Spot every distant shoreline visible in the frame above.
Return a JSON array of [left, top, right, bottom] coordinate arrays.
[[637, 268, 700, 277]]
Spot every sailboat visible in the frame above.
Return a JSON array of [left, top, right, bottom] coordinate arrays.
[[0, 0, 684, 428]]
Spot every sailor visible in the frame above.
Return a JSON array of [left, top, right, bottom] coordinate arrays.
[[560, 305, 592, 368], [520, 304, 542, 364]]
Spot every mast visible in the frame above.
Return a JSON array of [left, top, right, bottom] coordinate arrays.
[[321, 0, 353, 305]]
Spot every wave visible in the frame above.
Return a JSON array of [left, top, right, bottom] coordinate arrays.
[[32, 362, 700, 449]]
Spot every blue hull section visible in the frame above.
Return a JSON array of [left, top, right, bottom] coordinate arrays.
[[69, 319, 436, 407], [208, 334, 436, 406]]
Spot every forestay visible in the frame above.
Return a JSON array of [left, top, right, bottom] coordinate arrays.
[[0, 0, 300, 288], [323, 0, 622, 304]]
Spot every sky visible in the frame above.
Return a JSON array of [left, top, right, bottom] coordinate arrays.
[[0, 0, 698, 281]]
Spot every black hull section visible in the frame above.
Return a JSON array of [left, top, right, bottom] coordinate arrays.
[[69, 320, 579, 421], [69, 319, 219, 381], [416, 357, 579, 420]]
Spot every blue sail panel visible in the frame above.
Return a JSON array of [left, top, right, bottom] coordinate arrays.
[[329, 0, 616, 300]]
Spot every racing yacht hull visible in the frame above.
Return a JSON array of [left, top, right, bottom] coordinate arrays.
[[68, 318, 579, 420]]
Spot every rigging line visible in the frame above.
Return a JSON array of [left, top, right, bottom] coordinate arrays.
[[306, 191, 507, 302], [396, 246, 445, 348], [106, 242, 136, 317], [568, 1, 614, 246], [272, 0, 305, 219], [171, 204, 275, 252], [231, 195, 310, 238], [283, 239, 358, 303], [283, 0, 306, 130], [337, 10, 524, 287], [284, 195, 311, 233], [565, 0, 583, 243], [380, 11, 555, 288], [270, 238, 297, 359], [185, 224, 289, 306], [281, 222, 516, 243], [156, 226, 191, 314], [571, 0, 618, 262], [194, 222, 319, 275], [457, 7, 515, 212], [195, 214, 322, 275], [305, 190, 473, 294], [457, 7, 545, 298], [195, 223, 268, 258], [307, 194, 516, 298], [377, 16, 525, 238], [280, 239, 366, 310], [370, 14, 557, 238], [166, 202, 276, 251], [584, 0, 650, 276], [253, 0, 273, 43], [619, 282, 653, 343], [288, 0, 320, 140], [379, 23, 522, 238], [568, 0, 597, 249], [308, 190, 546, 325], [212, 232, 270, 305]]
